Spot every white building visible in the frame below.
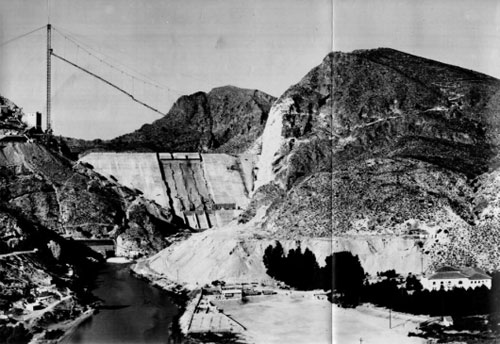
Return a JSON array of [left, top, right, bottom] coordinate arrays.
[[221, 288, 242, 300], [22, 112, 42, 130], [421, 266, 492, 291]]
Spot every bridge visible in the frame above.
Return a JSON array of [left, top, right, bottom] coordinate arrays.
[[62, 236, 115, 258]]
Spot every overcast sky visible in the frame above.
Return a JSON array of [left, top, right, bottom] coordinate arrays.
[[1, 0, 499, 140], [0, 0, 332, 139], [334, 0, 500, 78]]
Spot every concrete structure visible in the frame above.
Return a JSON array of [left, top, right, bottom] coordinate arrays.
[[72, 238, 115, 258], [80, 152, 170, 208], [23, 112, 42, 131], [82, 152, 258, 229], [421, 266, 492, 291]]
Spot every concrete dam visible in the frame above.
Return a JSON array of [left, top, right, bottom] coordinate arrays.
[[80, 152, 257, 229]]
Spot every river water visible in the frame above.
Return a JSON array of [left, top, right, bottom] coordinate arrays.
[[63, 263, 180, 344]]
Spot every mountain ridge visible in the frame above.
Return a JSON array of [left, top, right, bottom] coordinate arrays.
[[249, 47, 500, 270], [64, 85, 276, 156]]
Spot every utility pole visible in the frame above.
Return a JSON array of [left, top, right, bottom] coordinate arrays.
[[46, 23, 52, 133], [46, 0, 52, 133], [389, 308, 392, 329]]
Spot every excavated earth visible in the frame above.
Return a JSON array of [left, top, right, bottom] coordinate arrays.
[[255, 48, 500, 271], [138, 48, 500, 286]]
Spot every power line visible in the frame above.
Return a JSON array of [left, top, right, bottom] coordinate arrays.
[[51, 25, 184, 95], [0, 25, 46, 48], [51, 51, 166, 117]]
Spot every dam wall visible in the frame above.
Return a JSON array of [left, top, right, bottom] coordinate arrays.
[[80, 152, 170, 208], [201, 154, 255, 210], [80, 152, 257, 229]]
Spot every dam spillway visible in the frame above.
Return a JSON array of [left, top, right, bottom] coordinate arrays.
[[80, 152, 257, 229]]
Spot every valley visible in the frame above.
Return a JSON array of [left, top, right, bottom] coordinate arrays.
[[3, 46, 500, 343]]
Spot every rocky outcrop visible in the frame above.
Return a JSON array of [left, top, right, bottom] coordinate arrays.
[[135, 49, 500, 286], [0, 141, 183, 258], [65, 86, 276, 155], [252, 48, 500, 270]]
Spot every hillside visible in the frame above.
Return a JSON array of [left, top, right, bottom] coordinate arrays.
[[139, 48, 500, 287], [254, 47, 500, 269], [65, 86, 276, 155], [1, 96, 190, 258], [0, 141, 185, 258], [0, 96, 189, 340]]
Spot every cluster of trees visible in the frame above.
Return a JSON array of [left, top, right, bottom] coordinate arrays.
[[263, 242, 330, 290], [262, 243, 365, 306], [330, 251, 365, 306], [361, 276, 491, 316], [263, 242, 500, 317]]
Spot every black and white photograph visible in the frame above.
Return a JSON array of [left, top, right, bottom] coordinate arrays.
[[1, 0, 500, 343]]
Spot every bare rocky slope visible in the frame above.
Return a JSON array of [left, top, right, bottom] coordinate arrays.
[[65, 85, 276, 155], [254, 48, 500, 270], [0, 141, 184, 258], [139, 48, 500, 287], [0, 98, 188, 340]]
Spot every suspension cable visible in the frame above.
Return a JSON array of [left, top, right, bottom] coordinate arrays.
[[52, 25, 182, 95], [0, 25, 46, 48], [51, 51, 166, 116]]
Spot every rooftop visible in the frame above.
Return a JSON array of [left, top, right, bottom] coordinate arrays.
[[428, 266, 491, 280]]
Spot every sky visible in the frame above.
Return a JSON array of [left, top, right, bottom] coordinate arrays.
[[334, 0, 500, 79], [0, 0, 332, 139], [1, 1, 500, 140]]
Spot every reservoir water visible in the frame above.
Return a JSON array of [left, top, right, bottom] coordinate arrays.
[[63, 263, 180, 344]]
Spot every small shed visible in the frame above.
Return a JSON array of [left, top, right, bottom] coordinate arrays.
[[221, 289, 242, 300]]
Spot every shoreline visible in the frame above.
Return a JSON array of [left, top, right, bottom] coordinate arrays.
[[33, 259, 188, 344], [129, 259, 194, 343], [27, 307, 96, 344], [54, 308, 96, 344]]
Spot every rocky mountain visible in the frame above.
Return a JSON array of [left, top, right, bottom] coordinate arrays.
[[0, 96, 189, 340], [252, 47, 500, 269], [135, 48, 500, 288], [0, 140, 184, 258], [65, 86, 276, 155]]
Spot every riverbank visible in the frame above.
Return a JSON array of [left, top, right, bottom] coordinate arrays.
[[131, 260, 247, 344], [130, 260, 199, 343], [28, 307, 95, 344], [59, 262, 180, 343], [133, 257, 331, 343]]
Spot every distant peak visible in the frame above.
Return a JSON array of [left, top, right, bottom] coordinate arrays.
[[209, 85, 254, 94]]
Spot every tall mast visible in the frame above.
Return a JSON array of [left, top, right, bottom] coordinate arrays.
[[46, 23, 52, 133]]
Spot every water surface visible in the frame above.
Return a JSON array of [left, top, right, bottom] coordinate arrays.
[[63, 263, 179, 344]]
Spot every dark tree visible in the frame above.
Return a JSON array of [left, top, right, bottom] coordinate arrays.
[[405, 273, 423, 292], [331, 251, 365, 307], [263, 241, 285, 279]]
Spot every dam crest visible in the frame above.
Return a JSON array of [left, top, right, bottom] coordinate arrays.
[[80, 152, 257, 229]]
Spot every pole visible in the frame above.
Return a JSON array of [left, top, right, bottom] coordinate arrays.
[[46, 23, 52, 133], [389, 308, 392, 329]]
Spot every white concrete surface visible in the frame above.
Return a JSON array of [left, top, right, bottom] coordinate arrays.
[[80, 152, 169, 208], [202, 154, 252, 208]]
